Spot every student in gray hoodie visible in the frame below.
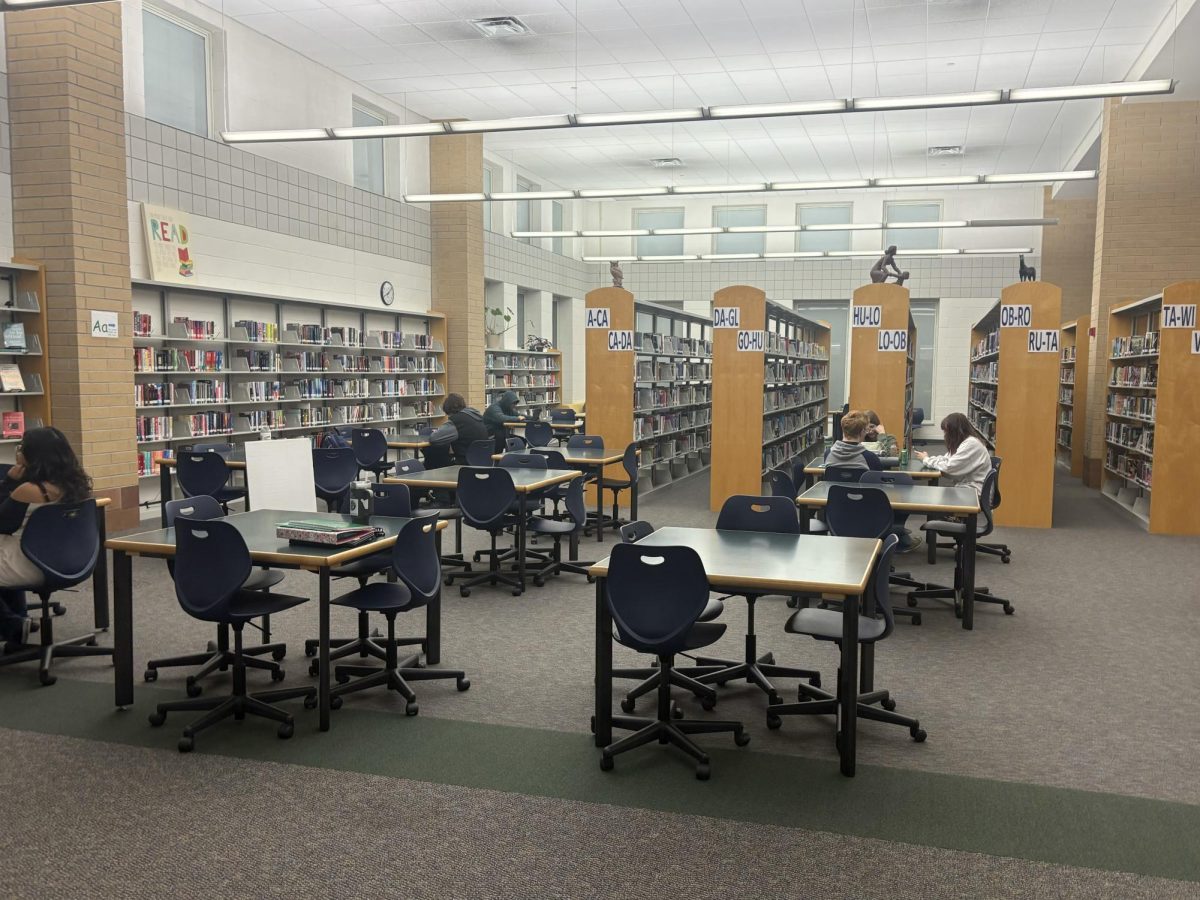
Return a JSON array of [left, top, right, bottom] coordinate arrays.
[[430, 393, 489, 464], [483, 390, 523, 451]]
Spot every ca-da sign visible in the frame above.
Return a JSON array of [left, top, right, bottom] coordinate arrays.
[[1162, 304, 1197, 328], [607, 329, 634, 351], [585, 308, 610, 329], [877, 329, 908, 352], [737, 330, 765, 352], [1027, 329, 1059, 353], [852, 305, 882, 328], [1000, 305, 1032, 328], [712, 307, 740, 329]]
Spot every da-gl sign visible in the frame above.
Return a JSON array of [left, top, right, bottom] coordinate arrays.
[[712, 307, 740, 328], [141, 203, 195, 284], [1162, 304, 1197, 328], [1000, 305, 1032, 328], [852, 305, 882, 328], [877, 329, 908, 352], [1027, 330, 1059, 353], [737, 330, 765, 352], [585, 308, 610, 329], [607, 329, 634, 351]]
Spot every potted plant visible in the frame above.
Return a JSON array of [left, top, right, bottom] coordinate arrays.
[[485, 305, 514, 349]]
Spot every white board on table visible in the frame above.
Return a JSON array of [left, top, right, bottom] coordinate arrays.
[[244, 438, 316, 512]]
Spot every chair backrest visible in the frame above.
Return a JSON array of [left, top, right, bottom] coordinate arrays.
[[456, 467, 517, 528], [911, 408, 925, 426], [499, 452, 547, 470], [421, 443, 452, 469], [989, 455, 1003, 509], [550, 408, 575, 422], [394, 457, 426, 475], [466, 439, 496, 467], [620, 519, 655, 543], [164, 495, 223, 526], [715, 495, 800, 535], [351, 427, 388, 466], [524, 421, 553, 448], [19, 500, 100, 593], [822, 465, 865, 483], [389, 515, 441, 603], [567, 433, 603, 451], [505, 435, 529, 452], [311, 447, 359, 493], [191, 442, 233, 454], [824, 484, 893, 540], [370, 482, 412, 518], [767, 468, 797, 499], [605, 543, 710, 655], [621, 442, 639, 482], [859, 470, 914, 486], [176, 452, 231, 498], [868, 534, 901, 641], [979, 468, 999, 537], [172, 517, 253, 623], [537, 448, 568, 470], [560, 478, 588, 529]]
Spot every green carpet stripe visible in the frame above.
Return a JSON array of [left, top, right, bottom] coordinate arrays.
[[2, 675, 1197, 884]]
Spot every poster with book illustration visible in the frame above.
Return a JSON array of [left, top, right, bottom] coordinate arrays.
[[141, 203, 196, 283]]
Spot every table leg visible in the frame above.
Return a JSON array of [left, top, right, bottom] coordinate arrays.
[[319, 567, 331, 731], [517, 492, 528, 592], [594, 576, 612, 747], [159, 463, 173, 527], [93, 504, 109, 631], [962, 513, 977, 631], [426, 582, 442, 665], [797, 503, 812, 534], [113, 550, 133, 710], [859, 577, 876, 693], [838, 592, 860, 777], [594, 466, 604, 542]]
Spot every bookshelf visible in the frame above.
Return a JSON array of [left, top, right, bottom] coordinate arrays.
[[1103, 282, 1200, 534], [966, 281, 1062, 528], [0, 259, 50, 451], [848, 283, 916, 450], [709, 285, 829, 511], [1056, 317, 1089, 478], [484, 347, 562, 413], [131, 281, 446, 484]]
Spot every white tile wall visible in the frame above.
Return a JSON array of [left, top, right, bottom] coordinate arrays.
[[919, 296, 1002, 438]]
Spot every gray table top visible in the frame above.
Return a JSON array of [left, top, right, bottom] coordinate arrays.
[[387, 465, 580, 492], [527, 446, 626, 465], [796, 481, 980, 515], [589, 525, 881, 596], [387, 432, 432, 448], [803, 457, 940, 479]]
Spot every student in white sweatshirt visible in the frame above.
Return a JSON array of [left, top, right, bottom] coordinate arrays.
[[914, 412, 993, 497]]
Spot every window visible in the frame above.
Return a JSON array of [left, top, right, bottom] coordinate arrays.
[[352, 104, 386, 195], [713, 206, 766, 255], [551, 201, 565, 255], [793, 301, 849, 412], [796, 203, 852, 252], [634, 208, 684, 256], [143, 8, 210, 137], [515, 178, 539, 244], [910, 301, 938, 424], [884, 201, 942, 251], [516, 291, 527, 346], [482, 164, 501, 233]]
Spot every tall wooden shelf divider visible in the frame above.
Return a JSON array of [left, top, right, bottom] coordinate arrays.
[[1056, 316, 1089, 478], [583, 287, 636, 498], [849, 283, 916, 449], [0, 259, 51, 453], [966, 281, 1061, 528], [709, 285, 829, 511], [1103, 282, 1200, 534]]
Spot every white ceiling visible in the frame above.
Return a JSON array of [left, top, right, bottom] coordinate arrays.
[[202, 0, 1185, 187]]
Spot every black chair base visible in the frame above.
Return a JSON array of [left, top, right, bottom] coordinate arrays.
[[978, 541, 1012, 563], [907, 584, 1014, 616], [529, 531, 594, 587], [146, 643, 286, 696], [819, 580, 924, 625], [447, 530, 522, 596], [766, 674, 927, 742], [616, 663, 724, 713], [303, 610, 424, 672], [0, 600, 111, 687]]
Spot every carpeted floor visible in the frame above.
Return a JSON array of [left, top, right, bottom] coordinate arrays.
[[1, 464, 1198, 897]]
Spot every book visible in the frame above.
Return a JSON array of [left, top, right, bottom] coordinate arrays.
[[0, 364, 26, 392], [2, 411, 23, 439], [275, 520, 381, 547], [3, 323, 26, 351]]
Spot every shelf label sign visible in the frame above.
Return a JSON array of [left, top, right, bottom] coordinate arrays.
[[1191, 331, 1200, 354], [89, 310, 118, 339], [712, 307, 740, 329], [606, 329, 634, 351], [1162, 304, 1197, 328], [852, 305, 882, 328], [877, 329, 908, 352], [1000, 304, 1032, 328], [737, 330, 765, 352], [1027, 329, 1059, 353], [585, 308, 610, 329]]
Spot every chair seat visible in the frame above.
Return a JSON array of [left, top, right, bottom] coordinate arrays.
[[241, 569, 285, 592], [784, 608, 886, 643], [227, 589, 309, 621], [699, 598, 724, 622], [616, 620, 726, 655], [364, 461, 395, 474], [330, 551, 391, 579], [527, 517, 575, 535], [426, 507, 461, 521], [599, 477, 632, 490], [920, 518, 974, 536], [332, 581, 417, 613]]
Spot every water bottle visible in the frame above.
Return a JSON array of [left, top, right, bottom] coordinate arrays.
[[348, 481, 373, 525], [899, 448, 909, 466]]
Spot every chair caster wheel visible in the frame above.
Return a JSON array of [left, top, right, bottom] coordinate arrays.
[[671, 704, 683, 719], [457, 677, 470, 691], [336, 672, 350, 684], [178, 736, 195, 753], [589, 716, 595, 734], [271, 669, 285, 682], [308, 663, 319, 678], [303, 694, 317, 709], [767, 691, 780, 706], [86, 636, 98, 647], [533, 577, 544, 587], [405, 702, 419, 716], [1002, 556, 1011, 564], [329, 696, 343, 710], [600, 754, 614, 771], [460, 588, 470, 598], [767, 714, 782, 730], [786, 597, 798, 608], [1003, 604, 1015, 615], [587, 575, 595, 584], [271, 649, 286, 662], [38, 670, 56, 686], [734, 729, 751, 747], [511, 589, 522, 597], [52, 603, 66, 616], [472, 553, 483, 563], [143, 669, 158, 682], [882, 697, 897, 711], [186, 679, 202, 698], [304, 645, 316, 657], [809, 674, 822, 688], [911, 727, 927, 742], [911, 615, 922, 626], [695, 763, 711, 781], [907, 596, 918, 607], [700, 696, 716, 711], [277, 721, 294, 740], [762, 653, 776, 665], [148, 710, 166, 727], [444, 577, 454, 587], [620, 697, 636, 713]]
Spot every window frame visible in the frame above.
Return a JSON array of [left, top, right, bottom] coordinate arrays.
[[634, 207, 685, 256], [515, 176, 540, 244], [142, 4, 220, 139], [712, 204, 767, 255], [795, 202, 853, 253], [351, 100, 388, 196], [883, 200, 944, 251]]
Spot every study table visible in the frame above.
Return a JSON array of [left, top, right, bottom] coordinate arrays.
[[156, 449, 246, 527], [802, 456, 942, 486], [385, 465, 580, 592], [106, 509, 441, 732], [795, 481, 983, 630], [505, 416, 586, 435], [589, 526, 881, 777], [386, 432, 431, 453]]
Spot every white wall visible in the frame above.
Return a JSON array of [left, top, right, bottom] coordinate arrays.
[[917, 296, 1002, 440], [0, 16, 13, 262]]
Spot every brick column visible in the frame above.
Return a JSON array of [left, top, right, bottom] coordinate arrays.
[[1040, 184, 1096, 323], [429, 134, 485, 407], [1082, 98, 1200, 486]]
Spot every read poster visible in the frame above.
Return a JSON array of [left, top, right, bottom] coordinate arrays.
[[141, 203, 196, 283]]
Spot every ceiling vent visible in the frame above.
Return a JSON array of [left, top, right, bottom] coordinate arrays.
[[928, 145, 964, 157], [470, 16, 532, 38], [650, 157, 683, 168]]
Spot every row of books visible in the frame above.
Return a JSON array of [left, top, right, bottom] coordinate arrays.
[[1059, 386, 1073, 405], [636, 385, 710, 411], [634, 409, 711, 440], [486, 373, 560, 389], [173, 317, 217, 340], [133, 312, 154, 338], [1059, 411, 1072, 427], [970, 413, 996, 444], [764, 384, 825, 412], [285, 324, 361, 346], [971, 361, 998, 383], [764, 361, 827, 384], [239, 350, 279, 370], [376, 356, 442, 373], [972, 330, 999, 359], [184, 412, 235, 436], [1061, 346, 1076, 363], [137, 449, 174, 476], [640, 429, 709, 465], [241, 381, 283, 402], [1111, 332, 1159, 358], [377, 378, 442, 396], [1060, 368, 1075, 385], [635, 360, 712, 382], [1109, 364, 1157, 388], [494, 390, 559, 407], [1106, 422, 1154, 455], [485, 353, 558, 371], [291, 378, 369, 399], [637, 334, 712, 358], [762, 424, 824, 473], [1057, 427, 1072, 449], [134, 380, 228, 407], [134, 348, 224, 373], [1105, 449, 1152, 488], [136, 416, 173, 442], [378, 332, 435, 350], [763, 405, 824, 444], [234, 320, 279, 343], [241, 409, 287, 430], [1107, 393, 1155, 421], [766, 331, 827, 360], [970, 387, 997, 414]]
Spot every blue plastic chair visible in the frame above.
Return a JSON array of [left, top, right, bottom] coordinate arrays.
[[466, 439, 495, 467], [822, 465, 866, 483], [526, 477, 592, 584], [859, 471, 914, 486], [505, 435, 529, 452], [176, 451, 245, 510], [351, 427, 394, 481], [448, 467, 522, 596], [550, 408, 576, 423], [312, 447, 359, 511], [499, 452, 547, 470], [599, 442, 640, 527], [191, 442, 234, 454], [524, 420, 553, 448], [567, 434, 603, 452], [600, 543, 749, 780]]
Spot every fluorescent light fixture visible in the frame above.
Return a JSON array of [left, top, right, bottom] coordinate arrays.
[[580, 229, 650, 237], [574, 108, 704, 126], [4, 0, 111, 6], [982, 170, 1096, 183], [701, 253, 761, 260], [671, 183, 766, 194], [489, 190, 576, 200], [806, 222, 883, 231], [855, 91, 1003, 111], [651, 227, 722, 235], [765, 251, 826, 258], [968, 219, 1057, 227], [729, 225, 802, 233], [638, 255, 699, 261], [577, 187, 670, 198], [511, 231, 578, 238], [896, 248, 961, 255], [403, 193, 487, 202], [771, 180, 872, 191], [448, 114, 572, 133], [962, 247, 1033, 254], [708, 100, 848, 118], [330, 123, 445, 139], [583, 256, 637, 262], [827, 250, 886, 257], [886, 220, 969, 229], [1008, 79, 1173, 102], [220, 128, 331, 143], [874, 175, 982, 187]]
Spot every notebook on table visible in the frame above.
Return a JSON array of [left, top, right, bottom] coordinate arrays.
[[275, 520, 384, 548]]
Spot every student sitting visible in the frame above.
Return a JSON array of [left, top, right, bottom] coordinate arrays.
[[429, 393, 489, 464], [914, 412, 992, 497], [483, 390, 523, 451], [863, 409, 899, 458]]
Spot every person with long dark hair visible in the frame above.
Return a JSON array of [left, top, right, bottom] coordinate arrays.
[[0, 427, 92, 651], [914, 412, 992, 496]]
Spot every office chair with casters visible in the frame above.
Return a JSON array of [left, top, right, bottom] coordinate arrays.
[[312, 447, 359, 512], [526, 478, 594, 585], [858, 470, 928, 595], [327, 516, 469, 714], [550, 408, 576, 423], [693, 496, 823, 705], [598, 442, 639, 529], [0, 500, 110, 686], [446, 467, 523, 596], [176, 451, 246, 513], [979, 456, 1012, 563], [600, 543, 749, 780], [466, 439, 496, 467], [392, 457, 468, 571], [148, 519, 316, 751], [908, 468, 1014, 617], [351, 428, 394, 481], [768, 534, 926, 742], [822, 465, 867, 483], [191, 442, 234, 454], [524, 420, 553, 448], [769, 467, 825, 536], [144, 496, 288, 695]]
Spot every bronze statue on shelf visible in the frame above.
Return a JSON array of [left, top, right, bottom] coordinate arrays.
[[610, 260, 624, 289], [870, 246, 910, 286], [1019, 254, 1037, 282]]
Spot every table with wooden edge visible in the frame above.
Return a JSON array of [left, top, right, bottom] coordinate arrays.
[[385, 465, 581, 592], [156, 449, 247, 527], [588, 527, 881, 777], [386, 433, 431, 453], [801, 456, 942, 488], [504, 416, 586, 435], [106, 509, 446, 732], [796, 481, 983, 630]]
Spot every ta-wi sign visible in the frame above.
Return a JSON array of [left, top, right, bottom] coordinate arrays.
[[1162, 304, 1197, 328]]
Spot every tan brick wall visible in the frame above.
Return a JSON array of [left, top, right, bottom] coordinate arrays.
[[1041, 184, 1096, 323], [1084, 98, 1200, 486], [429, 134, 485, 407], [6, 3, 137, 527]]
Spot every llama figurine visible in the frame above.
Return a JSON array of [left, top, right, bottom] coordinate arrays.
[[1019, 254, 1037, 282]]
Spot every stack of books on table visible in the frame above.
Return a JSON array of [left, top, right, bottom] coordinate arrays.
[[275, 520, 382, 547]]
